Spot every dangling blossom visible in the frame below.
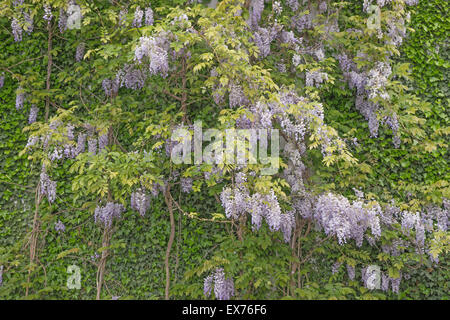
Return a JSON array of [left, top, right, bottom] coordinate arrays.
[[180, 177, 193, 193], [75, 133, 86, 155], [118, 9, 128, 27], [249, 0, 264, 27], [204, 268, 235, 300], [134, 36, 169, 78], [24, 11, 33, 34], [144, 6, 154, 26], [55, 220, 65, 233], [98, 133, 108, 151], [28, 105, 38, 124], [131, 189, 151, 217], [59, 8, 67, 33], [40, 167, 56, 203], [11, 17, 22, 42], [15, 88, 25, 110], [94, 202, 124, 228], [88, 138, 97, 155], [132, 6, 143, 28], [75, 43, 85, 62], [43, 5, 53, 23]]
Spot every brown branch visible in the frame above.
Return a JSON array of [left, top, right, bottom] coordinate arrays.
[[96, 225, 112, 300], [164, 184, 176, 300], [45, 22, 53, 122]]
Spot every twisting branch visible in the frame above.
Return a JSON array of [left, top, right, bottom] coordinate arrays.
[[45, 22, 53, 122], [163, 183, 176, 300]]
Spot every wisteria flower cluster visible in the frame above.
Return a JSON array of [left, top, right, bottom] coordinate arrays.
[[220, 173, 295, 243], [39, 166, 56, 203], [94, 202, 125, 228], [204, 268, 235, 300], [134, 35, 170, 78], [130, 188, 151, 217]]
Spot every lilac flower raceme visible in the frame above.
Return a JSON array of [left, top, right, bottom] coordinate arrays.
[[88, 138, 97, 155], [286, 0, 299, 11], [40, 167, 56, 203], [24, 11, 33, 34], [28, 105, 38, 124], [131, 189, 151, 217], [102, 78, 119, 97], [0, 73, 4, 88], [0, 265, 3, 287], [118, 9, 128, 27], [15, 88, 25, 110], [135, 36, 169, 78], [74, 133, 86, 156], [180, 177, 193, 193], [273, 1, 282, 15], [204, 268, 234, 300], [43, 5, 53, 23], [94, 202, 124, 228], [228, 83, 249, 108], [253, 26, 279, 58], [133, 6, 143, 28], [59, 8, 67, 33], [55, 220, 65, 233], [75, 43, 85, 62], [314, 193, 382, 246], [305, 71, 328, 88], [145, 7, 154, 26], [11, 17, 22, 42], [249, 0, 264, 27], [203, 274, 213, 297], [331, 261, 342, 275], [347, 264, 355, 280], [98, 133, 108, 151]]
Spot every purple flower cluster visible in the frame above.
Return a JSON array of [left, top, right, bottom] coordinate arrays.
[[43, 5, 53, 23], [204, 268, 235, 300], [228, 83, 249, 108], [221, 173, 295, 242], [305, 71, 329, 88], [314, 193, 381, 246], [253, 26, 279, 59], [102, 78, 120, 98], [116, 64, 146, 90], [40, 167, 56, 203], [11, 17, 22, 42], [59, 8, 67, 33], [88, 138, 97, 155], [180, 177, 193, 193], [135, 36, 169, 78], [24, 11, 33, 34], [130, 189, 151, 217], [145, 7, 154, 26], [28, 105, 38, 124], [94, 202, 125, 228], [15, 87, 25, 110], [132, 6, 143, 28], [118, 9, 128, 27], [55, 220, 65, 233], [75, 43, 85, 62], [98, 133, 108, 151], [249, 0, 264, 28]]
